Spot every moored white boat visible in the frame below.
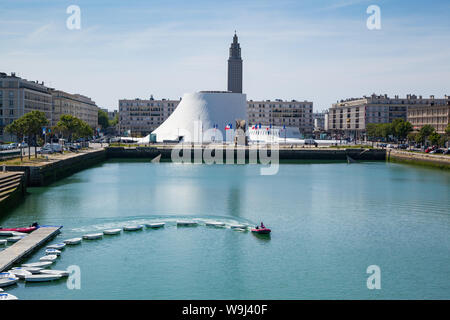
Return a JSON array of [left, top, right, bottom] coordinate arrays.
[[12, 266, 43, 274], [22, 261, 53, 268], [103, 228, 122, 235], [0, 292, 19, 300], [39, 269, 70, 277], [230, 224, 248, 229], [63, 237, 82, 245], [176, 221, 198, 227], [6, 236, 24, 243], [123, 225, 144, 231], [47, 243, 66, 250], [45, 249, 61, 256], [0, 239, 7, 245], [24, 274, 62, 282], [205, 222, 225, 227], [8, 268, 32, 279], [39, 255, 58, 262], [145, 223, 165, 229], [82, 233, 103, 240], [0, 277, 18, 288]]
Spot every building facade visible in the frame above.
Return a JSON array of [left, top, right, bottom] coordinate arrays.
[[313, 111, 327, 131], [118, 96, 180, 136], [0, 72, 52, 136], [227, 33, 243, 94], [247, 99, 314, 134], [407, 95, 450, 134], [51, 90, 99, 128]]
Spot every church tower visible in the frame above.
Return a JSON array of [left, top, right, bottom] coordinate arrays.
[[227, 32, 243, 93]]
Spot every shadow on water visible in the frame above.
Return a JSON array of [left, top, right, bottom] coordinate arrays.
[[251, 232, 271, 241]]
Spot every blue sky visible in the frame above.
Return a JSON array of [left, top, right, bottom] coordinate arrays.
[[1, 0, 449, 111]]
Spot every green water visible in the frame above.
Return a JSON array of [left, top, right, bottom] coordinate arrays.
[[1, 160, 449, 299]]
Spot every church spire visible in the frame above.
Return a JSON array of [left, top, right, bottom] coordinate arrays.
[[227, 32, 243, 93]]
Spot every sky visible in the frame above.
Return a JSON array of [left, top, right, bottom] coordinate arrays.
[[1, 0, 449, 111]]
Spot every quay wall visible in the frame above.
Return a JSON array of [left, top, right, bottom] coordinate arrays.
[[388, 149, 450, 170], [105, 146, 387, 162]]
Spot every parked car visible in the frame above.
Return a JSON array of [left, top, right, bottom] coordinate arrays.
[[444, 149, 450, 155], [425, 146, 437, 153], [379, 143, 387, 148], [397, 144, 408, 149], [304, 139, 318, 146], [387, 144, 395, 148], [18, 142, 28, 148], [430, 149, 444, 154], [38, 143, 63, 154]]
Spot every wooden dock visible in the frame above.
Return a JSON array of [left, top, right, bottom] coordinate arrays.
[[0, 226, 62, 272]]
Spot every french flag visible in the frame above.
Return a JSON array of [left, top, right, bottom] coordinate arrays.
[[225, 123, 232, 130]]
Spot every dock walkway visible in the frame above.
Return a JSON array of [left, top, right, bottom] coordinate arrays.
[[0, 226, 62, 272]]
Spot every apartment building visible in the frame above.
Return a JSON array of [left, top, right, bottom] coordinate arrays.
[[51, 90, 99, 128], [247, 99, 314, 134], [118, 96, 180, 136], [407, 95, 450, 134]]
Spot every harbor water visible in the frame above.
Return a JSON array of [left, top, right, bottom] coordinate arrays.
[[0, 160, 449, 299]]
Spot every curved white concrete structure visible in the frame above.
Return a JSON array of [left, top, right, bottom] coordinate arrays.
[[151, 91, 247, 143]]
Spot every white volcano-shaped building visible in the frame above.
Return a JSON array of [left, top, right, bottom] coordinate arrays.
[[151, 91, 247, 143]]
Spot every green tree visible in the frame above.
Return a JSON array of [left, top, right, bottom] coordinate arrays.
[[428, 132, 442, 147], [392, 119, 413, 142], [98, 109, 109, 131], [5, 119, 26, 161], [416, 125, 435, 145], [56, 114, 94, 143], [366, 123, 378, 141]]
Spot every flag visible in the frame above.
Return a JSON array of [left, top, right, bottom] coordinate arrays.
[[225, 124, 231, 130]]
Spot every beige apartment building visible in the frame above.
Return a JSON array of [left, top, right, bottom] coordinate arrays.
[[51, 90, 99, 128], [247, 99, 314, 134], [328, 94, 438, 139], [119, 96, 180, 136], [407, 95, 450, 134], [0, 72, 52, 136]]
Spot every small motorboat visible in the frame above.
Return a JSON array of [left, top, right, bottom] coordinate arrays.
[[0, 277, 18, 288], [22, 261, 53, 268], [45, 249, 61, 256], [251, 227, 271, 234], [145, 223, 165, 229], [123, 225, 144, 231], [0, 272, 17, 279], [24, 274, 62, 282], [63, 237, 82, 245], [0, 239, 7, 246], [47, 243, 66, 250], [6, 235, 25, 243], [39, 255, 58, 262], [82, 233, 103, 240], [0, 293, 19, 300], [8, 268, 32, 279], [13, 266, 43, 274], [39, 269, 69, 277], [205, 222, 226, 228], [103, 228, 122, 235], [176, 221, 198, 227]]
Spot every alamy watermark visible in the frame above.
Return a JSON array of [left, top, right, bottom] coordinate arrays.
[[366, 265, 381, 290], [170, 121, 279, 175], [366, 5, 381, 30], [66, 265, 81, 290], [66, 5, 81, 30]]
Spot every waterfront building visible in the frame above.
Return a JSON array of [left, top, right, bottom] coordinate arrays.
[[326, 94, 447, 139], [51, 89, 99, 128], [227, 33, 243, 94], [313, 111, 327, 131], [247, 99, 314, 134], [407, 95, 450, 134], [151, 91, 247, 143], [119, 96, 180, 136], [0, 72, 52, 138]]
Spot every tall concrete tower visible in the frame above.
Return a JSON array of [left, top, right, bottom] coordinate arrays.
[[227, 32, 243, 93]]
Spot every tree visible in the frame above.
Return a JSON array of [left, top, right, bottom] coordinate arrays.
[[392, 119, 413, 142], [5, 111, 48, 159], [5, 119, 25, 161], [366, 123, 378, 141], [416, 125, 435, 145], [428, 132, 442, 147], [55, 114, 93, 142], [98, 109, 109, 131]]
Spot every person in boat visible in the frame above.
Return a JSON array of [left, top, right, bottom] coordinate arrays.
[[260, 222, 265, 229], [30, 222, 39, 228]]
